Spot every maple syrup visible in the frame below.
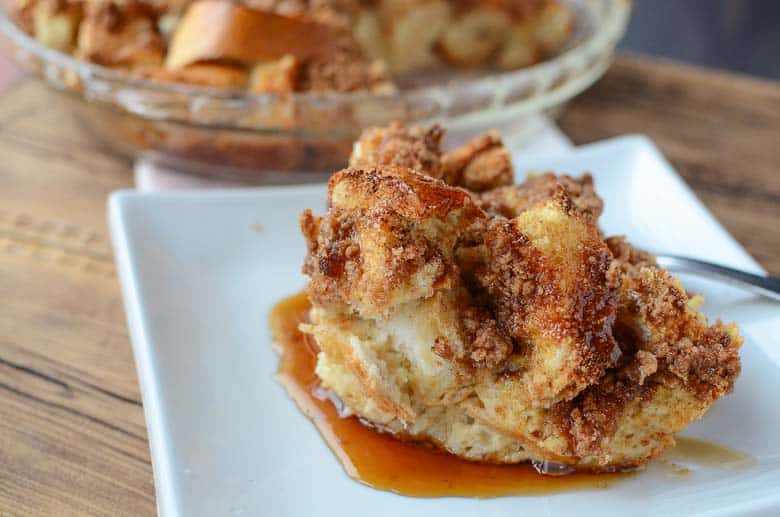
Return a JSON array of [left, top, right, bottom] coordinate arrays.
[[269, 292, 631, 497], [664, 437, 755, 470]]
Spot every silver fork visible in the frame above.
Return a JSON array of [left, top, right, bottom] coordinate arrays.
[[655, 255, 780, 302]]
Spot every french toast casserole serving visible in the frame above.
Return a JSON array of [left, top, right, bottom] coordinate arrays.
[[297, 122, 743, 473]]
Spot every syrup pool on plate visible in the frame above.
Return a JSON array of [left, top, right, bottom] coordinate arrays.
[[269, 292, 632, 497]]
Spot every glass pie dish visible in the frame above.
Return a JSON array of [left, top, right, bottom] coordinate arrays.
[[0, 0, 631, 182]]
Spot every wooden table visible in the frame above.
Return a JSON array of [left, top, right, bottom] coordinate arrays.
[[0, 53, 778, 515]]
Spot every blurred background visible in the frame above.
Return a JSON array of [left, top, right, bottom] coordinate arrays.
[[2, 0, 779, 83], [622, 0, 780, 79]]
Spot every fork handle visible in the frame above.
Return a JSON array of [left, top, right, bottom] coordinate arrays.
[[656, 256, 780, 302]]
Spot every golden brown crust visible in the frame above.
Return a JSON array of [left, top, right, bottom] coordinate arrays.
[[606, 235, 656, 271], [165, 0, 354, 69], [350, 122, 516, 193], [303, 166, 482, 318], [475, 190, 618, 406], [24, 0, 83, 52], [135, 62, 249, 87], [480, 172, 604, 220], [606, 237, 742, 400], [349, 122, 445, 178], [442, 131, 514, 192], [552, 373, 656, 463], [76, 1, 165, 67], [328, 166, 480, 221], [8, 0, 36, 34], [248, 54, 299, 93], [296, 49, 393, 92], [300, 207, 360, 310], [458, 305, 513, 369], [474, 238, 742, 470]]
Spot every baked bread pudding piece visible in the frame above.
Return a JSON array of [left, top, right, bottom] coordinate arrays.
[[11, 0, 574, 93], [299, 122, 742, 472]]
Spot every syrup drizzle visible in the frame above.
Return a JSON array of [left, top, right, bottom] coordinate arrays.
[[269, 292, 753, 497], [663, 437, 755, 470]]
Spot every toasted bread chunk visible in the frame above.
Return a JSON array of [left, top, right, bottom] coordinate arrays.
[[349, 122, 445, 179], [475, 190, 618, 407], [350, 122, 515, 192], [301, 166, 481, 318], [496, 23, 540, 69], [303, 164, 518, 459], [532, 0, 575, 54], [295, 51, 394, 93], [135, 62, 249, 87], [32, 0, 82, 52], [76, 1, 165, 67], [383, 0, 452, 73], [442, 131, 514, 192], [605, 237, 742, 400], [248, 54, 299, 93], [438, 7, 510, 66], [480, 172, 604, 220], [471, 238, 741, 470]]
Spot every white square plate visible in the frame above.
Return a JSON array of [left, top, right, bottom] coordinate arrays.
[[110, 136, 780, 517]]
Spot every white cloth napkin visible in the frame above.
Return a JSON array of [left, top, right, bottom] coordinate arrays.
[[134, 114, 572, 191]]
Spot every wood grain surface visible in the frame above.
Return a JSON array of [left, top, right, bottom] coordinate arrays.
[[0, 53, 777, 515]]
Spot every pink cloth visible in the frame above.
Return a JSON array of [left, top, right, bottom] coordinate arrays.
[[134, 160, 247, 191]]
